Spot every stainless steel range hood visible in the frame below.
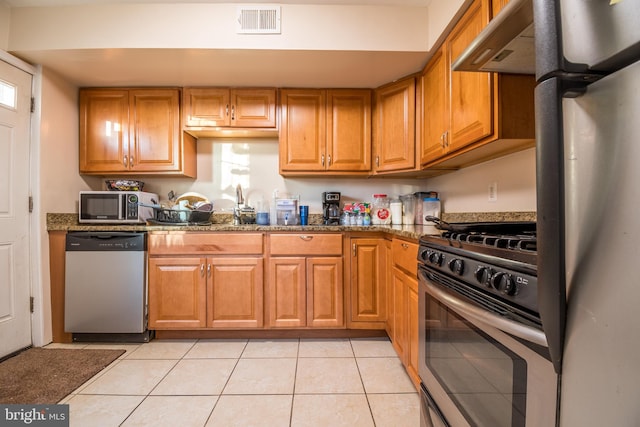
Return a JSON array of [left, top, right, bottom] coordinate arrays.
[[452, 0, 534, 74]]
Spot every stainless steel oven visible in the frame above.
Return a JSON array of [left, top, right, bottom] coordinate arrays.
[[417, 224, 559, 427]]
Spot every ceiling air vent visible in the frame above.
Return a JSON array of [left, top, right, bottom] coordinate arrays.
[[237, 5, 281, 34]]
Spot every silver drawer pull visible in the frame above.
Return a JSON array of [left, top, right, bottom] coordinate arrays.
[[299, 235, 313, 241], [401, 243, 409, 249]]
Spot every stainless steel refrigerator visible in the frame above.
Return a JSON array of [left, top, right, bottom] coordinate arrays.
[[535, 0, 640, 425], [454, 0, 640, 424]]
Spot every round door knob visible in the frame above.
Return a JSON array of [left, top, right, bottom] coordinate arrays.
[[491, 272, 516, 295], [474, 266, 493, 286], [448, 258, 465, 275]]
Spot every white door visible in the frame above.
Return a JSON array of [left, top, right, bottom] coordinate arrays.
[[0, 59, 33, 358]]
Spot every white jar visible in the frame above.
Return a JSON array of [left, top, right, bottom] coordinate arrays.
[[390, 199, 403, 225]]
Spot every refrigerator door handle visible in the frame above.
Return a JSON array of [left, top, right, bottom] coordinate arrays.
[[535, 77, 588, 374]]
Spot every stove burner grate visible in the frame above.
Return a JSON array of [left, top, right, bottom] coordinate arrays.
[[443, 231, 537, 253]]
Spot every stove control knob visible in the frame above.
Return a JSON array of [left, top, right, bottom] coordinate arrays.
[[448, 258, 465, 275], [491, 272, 517, 295], [427, 250, 444, 266], [474, 266, 493, 286]]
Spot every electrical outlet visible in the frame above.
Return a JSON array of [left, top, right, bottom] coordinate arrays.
[[488, 182, 498, 202]]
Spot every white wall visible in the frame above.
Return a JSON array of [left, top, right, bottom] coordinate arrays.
[[0, 3, 9, 51], [425, 148, 536, 213], [426, 0, 469, 50], [8, 4, 429, 52]]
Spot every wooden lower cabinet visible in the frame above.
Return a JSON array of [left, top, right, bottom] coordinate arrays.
[[389, 238, 420, 388], [349, 237, 387, 328], [207, 257, 263, 328], [148, 257, 207, 329], [149, 255, 263, 329], [267, 233, 344, 328], [268, 257, 343, 328]]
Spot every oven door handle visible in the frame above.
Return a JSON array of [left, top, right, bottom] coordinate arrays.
[[423, 279, 548, 348]]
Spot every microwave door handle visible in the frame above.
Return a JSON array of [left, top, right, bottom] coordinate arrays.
[[423, 279, 548, 348]]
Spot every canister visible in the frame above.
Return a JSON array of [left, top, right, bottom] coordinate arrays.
[[399, 194, 415, 224], [390, 199, 403, 225], [371, 194, 391, 225]]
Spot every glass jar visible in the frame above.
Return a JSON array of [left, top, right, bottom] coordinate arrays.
[[423, 197, 441, 222], [371, 194, 391, 225]]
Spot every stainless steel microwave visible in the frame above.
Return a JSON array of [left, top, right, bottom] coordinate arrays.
[[79, 191, 158, 224]]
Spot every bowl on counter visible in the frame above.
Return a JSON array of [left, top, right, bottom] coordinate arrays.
[[105, 179, 145, 191]]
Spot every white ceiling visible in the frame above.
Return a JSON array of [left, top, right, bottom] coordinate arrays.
[[4, 0, 437, 88], [4, 0, 432, 7]]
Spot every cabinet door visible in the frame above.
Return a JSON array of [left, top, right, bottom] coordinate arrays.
[[232, 89, 277, 128], [391, 267, 408, 361], [148, 257, 207, 329], [307, 257, 344, 328], [406, 276, 420, 388], [129, 89, 181, 172], [374, 78, 415, 172], [419, 48, 449, 166], [279, 89, 326, 172], [350, 238, 386, 325], [447, 0, 493, 151], [268, 257, 306, 328], [79, 89, 130, 173], [207, 257, 264, 328], [492, 0, 510, 16], [326, 89, 372, 172], [182, 88, 230, 127]]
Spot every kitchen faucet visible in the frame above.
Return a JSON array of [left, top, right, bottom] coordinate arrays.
[[233, 184, 243, 225]]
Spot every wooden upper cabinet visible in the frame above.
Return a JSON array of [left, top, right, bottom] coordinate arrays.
[[492, 0, 510, 17], [373, 77, 416, 173], [279, 89, 326, 172], [447, 0, 493, 151], [418, 0, 535, 170], [79, 89, 129, 173], [130, 89, 182, 173], [326, 89, 371, 173], [79, 88, 195, 177], [182, 88, 276, 128], [279, 88, 371, 175], [419, 48, 449, 165]]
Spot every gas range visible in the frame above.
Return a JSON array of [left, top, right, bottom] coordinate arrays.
[[418, 222, 540, 326]]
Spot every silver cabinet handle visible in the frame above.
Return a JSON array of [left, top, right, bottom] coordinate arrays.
[[129, 155, 134, 167], [200, 264, 205, 276], [299, 235, 313, 241], [123, 155, 128, 167], [401, 243, 409, 249], [375, 155, 379, 167], [231, 105, 235, 121], [352, 243, 356, 257], [225, 104, 229, 116], [321, 154, 325, 167], [207, 263, 212, 277], [327, 154, 332, 165]]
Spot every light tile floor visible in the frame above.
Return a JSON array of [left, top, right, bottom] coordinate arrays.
[[50, 337, 420, 427]]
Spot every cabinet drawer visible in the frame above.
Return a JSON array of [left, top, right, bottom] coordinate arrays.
[[392, 238, 418, 276], [270, 234, 342, 256], [149, 232, 263, 255]]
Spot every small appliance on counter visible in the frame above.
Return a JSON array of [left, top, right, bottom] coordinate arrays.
[[79, 191, 158, 224], [322, 191, 341, 225], [275, 196, 299, 225]]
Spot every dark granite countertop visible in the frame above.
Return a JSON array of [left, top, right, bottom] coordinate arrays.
[[47, 211, 536, 241]]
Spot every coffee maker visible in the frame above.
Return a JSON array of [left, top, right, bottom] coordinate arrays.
[[322, 191, 341, 225]]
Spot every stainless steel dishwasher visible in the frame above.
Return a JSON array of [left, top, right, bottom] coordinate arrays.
[[64, 231, 150, 342]]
